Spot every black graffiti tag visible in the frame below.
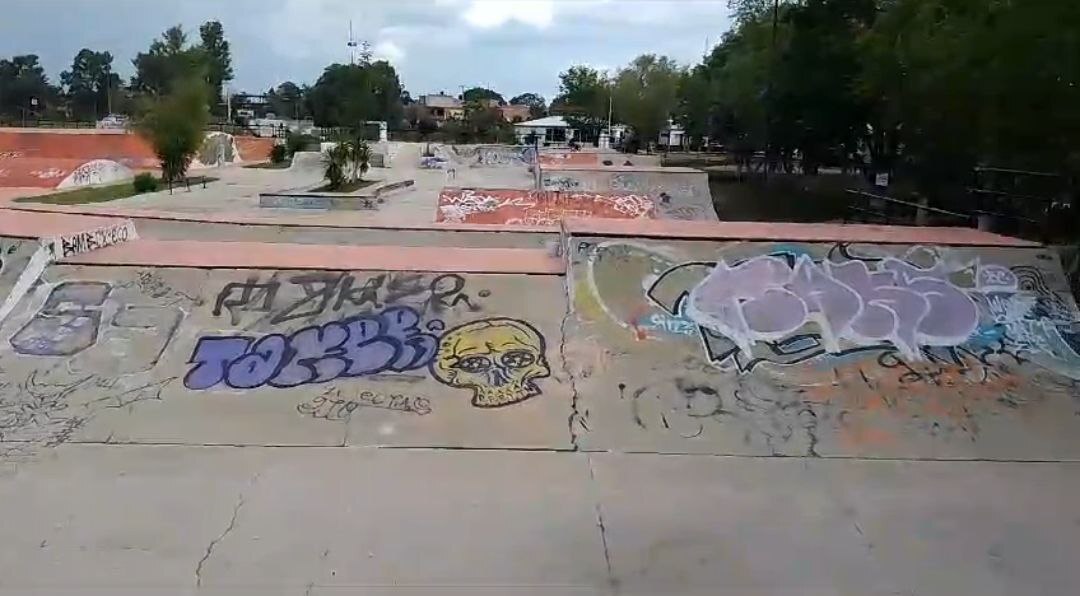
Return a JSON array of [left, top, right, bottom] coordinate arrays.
[[211, 272, 485, 325]]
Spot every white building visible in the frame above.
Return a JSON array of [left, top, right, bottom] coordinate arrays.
[[658, 120, 687, 149], [513, 116, 577, 146]]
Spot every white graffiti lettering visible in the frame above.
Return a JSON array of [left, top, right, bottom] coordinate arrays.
[[683, 254, 980, 360]]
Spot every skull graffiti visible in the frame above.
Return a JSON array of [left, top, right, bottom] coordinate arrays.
[[431, 318, 550, 407]]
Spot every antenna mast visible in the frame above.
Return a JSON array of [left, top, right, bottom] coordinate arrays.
[[347, 20, 358, 65]]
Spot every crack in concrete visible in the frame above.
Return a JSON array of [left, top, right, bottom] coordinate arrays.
[[560, 266, 584, 452], [587, 455, 618, 594], [195, 473, 259, 588]]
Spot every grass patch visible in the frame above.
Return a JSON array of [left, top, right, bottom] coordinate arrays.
[[244, 160, 291, 170], [15, 176, 218, 205], [312, 179, 378, 193]]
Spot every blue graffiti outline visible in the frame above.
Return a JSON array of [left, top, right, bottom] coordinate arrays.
[[184, 306, 441, 391]]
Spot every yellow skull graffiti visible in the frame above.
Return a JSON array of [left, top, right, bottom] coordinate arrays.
[[432, 318, 551, 407]]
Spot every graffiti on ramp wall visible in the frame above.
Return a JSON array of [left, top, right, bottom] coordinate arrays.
[[437, 188, 655, 225], [571, 239, 1080, 455]]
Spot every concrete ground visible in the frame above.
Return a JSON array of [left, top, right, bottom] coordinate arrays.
[[3, 446, 1079, 595], [2, 144, 1080, 595]]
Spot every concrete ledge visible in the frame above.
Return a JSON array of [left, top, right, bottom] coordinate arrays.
[[60, 239, 566, 274], [259, 193, 381, 210], [374, 179, 414, 199], [563, 218, 1040, 247]]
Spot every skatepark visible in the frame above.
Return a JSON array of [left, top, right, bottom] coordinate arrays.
[[1, 129, 1080, 594]]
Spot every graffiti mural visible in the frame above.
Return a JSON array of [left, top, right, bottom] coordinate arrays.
[[431, 318, 551, 408], [437, 188, 655, 225], [571, 238, 1080, 456]]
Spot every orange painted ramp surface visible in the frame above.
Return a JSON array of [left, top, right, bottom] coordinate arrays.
[[437, 188, 656, 225], [0, 131, 158, 168], [538, 152, 599, 167], [0, 157, 82, 188], [235, 136, 275, 161]]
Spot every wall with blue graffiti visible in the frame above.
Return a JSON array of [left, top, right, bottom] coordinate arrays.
[[568, 237, 1080, 459], [0, 266, 568, 453]]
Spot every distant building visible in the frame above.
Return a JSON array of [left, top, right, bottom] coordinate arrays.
[[658, 120, 687, 149], [514, 116, 577, 146], [418, 93, 464, 123]]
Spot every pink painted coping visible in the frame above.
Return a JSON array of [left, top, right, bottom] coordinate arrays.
[[61, 239, 565, 274], [0, 209, 128, 239], [563, 218, 1039, 247], [1, 204, 558, 233], [539, 164, 704, 173]]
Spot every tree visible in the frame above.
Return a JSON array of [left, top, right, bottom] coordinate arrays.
[[61, 49, 122, 120], [131, 25, 207, 96], [306, 61, 404, 127], [0, 55, 60, 120], [461, 87, 505, 105], [463, 100, 507, 143], [613, 55, 683, 151], [199, 21, 234, 113], [266, 81, 306, 119], [136, 76, 211, 184], [510, 92, 547, 118], [346, 137, 372, 182], [553, 66, 612, 143]]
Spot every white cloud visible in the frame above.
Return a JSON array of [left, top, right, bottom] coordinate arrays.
[[373, 39, 405, 62], [461, 0, 555, 29]]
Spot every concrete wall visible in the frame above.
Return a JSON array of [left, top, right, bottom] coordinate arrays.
[[0, 265, 569, 449], [566, 237, 1080, 459], [540, 167, 717, 221]]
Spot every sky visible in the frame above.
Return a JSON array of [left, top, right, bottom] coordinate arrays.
[[0, 0, 731, 102]]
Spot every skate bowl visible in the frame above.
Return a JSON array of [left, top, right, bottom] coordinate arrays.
[[0, 130, 275, 189], [436, 188, 655, 225], [539, 165, 717, 221]]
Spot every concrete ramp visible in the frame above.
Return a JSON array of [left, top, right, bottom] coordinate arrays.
[[288, 150, 324, 173], [432, 144, 536, 168], [0, 242, 570, 449], [541, 165, 717, 221], [567, 234, 1080, 459]]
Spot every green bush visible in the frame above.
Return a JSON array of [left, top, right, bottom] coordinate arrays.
[[132, 173, 160, 194], [270, 144, 288, 164], [286, 132, 318, 157]]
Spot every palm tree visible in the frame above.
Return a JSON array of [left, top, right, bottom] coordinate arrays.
[[322, 144, 348, 190], [347, 137, 372, 182]]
